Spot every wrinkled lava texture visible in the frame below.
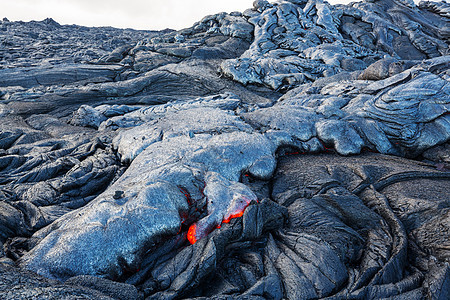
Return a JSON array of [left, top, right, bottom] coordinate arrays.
[[1, 0, 450, 299]]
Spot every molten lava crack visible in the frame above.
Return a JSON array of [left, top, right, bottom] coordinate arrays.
[[187, 172, 257, 244]]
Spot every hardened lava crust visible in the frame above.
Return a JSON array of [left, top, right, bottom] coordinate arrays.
[[0, 0, 449, 299]]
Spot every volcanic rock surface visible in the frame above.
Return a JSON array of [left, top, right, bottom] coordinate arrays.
[[0, 0, 449, 299]]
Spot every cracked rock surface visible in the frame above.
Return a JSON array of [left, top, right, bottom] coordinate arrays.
[[0, 0, 449, 299]]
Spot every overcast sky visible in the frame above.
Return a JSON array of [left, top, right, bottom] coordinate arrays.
[[2, 0, 356, 30]]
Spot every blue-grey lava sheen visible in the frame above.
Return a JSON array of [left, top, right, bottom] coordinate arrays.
[[0, 0, 449, 299]]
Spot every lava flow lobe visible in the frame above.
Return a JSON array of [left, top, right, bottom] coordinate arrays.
[[187, 172, 257, 244]]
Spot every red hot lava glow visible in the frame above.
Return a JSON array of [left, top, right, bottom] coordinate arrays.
[[187, 223, 198, 244], [187, 205, 249, 245], [222, 211, 244, 223]]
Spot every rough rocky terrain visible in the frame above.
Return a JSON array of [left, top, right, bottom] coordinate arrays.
[[0, 0, 449, 299]]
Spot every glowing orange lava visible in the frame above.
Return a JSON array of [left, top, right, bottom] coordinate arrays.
[[187, 223, 198, 244], [222, 211, 245, 223], [187, 208, 248, 244]]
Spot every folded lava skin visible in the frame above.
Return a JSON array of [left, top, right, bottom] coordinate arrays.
[[0, 0, 449, 299]]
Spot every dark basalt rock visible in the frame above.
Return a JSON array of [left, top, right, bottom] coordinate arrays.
[[0, 0, 449, 299]]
